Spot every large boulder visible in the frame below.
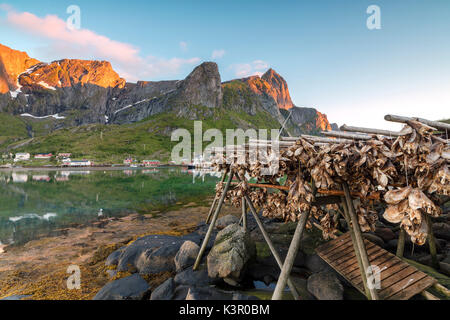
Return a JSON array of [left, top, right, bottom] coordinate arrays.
[[93, 274, 150, 300], [433, 223, 450, 241], [305, 254, 334, 274], [185, 287, 259, 300], [207, 224, 256, 285], [307, 271, 344, 300], [174, 267, 218, 287], [114, 233, 202, 274], [150, 278, 175, 300], [216, 215, 240, 230], [105, 247, 126, 266], [375, 227, 396, 242], [362, 233, 385, 247], [174, 241, 200, 272]]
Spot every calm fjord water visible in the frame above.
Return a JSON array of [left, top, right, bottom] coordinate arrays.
[[0, 168, 219, 247]]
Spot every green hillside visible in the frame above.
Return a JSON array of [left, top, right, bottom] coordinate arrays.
[[0, 106, 281, 164]]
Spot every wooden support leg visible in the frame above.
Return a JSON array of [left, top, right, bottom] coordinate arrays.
[[421, 290, 440, 300], [342, 182, 379, 300], [233, 174, 300, 299], [272, 210, 310, 300], [397, 229, 406, 258], [426, 215, 439, 270], [341, 198, 370, 299], [194, 169, 233, 270], [206, 168, 229, 224], [433, 283, 450, 298], [241, 195, 301, 300], [242, 197, 247, 230]]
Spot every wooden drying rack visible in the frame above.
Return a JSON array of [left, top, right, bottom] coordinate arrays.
[[193, 114, 450, 300]]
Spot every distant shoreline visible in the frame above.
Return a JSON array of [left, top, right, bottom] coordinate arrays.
[[0, 165, 186, 172]]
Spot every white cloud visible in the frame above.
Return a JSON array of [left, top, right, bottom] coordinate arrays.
[[229, 60, 269, 78], [0, 6, 201, 82], [211, 49, 225, 59]]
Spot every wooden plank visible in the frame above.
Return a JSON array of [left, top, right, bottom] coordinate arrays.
[[388, 277, 437, 300], [378, 266, 418, 292], [347, 252, 395, 281], [315, 233, 438, 300], [337, 245, 381, 271], [317, 233, 352, 255], [380, 271, 427, 299], [325, 242, 361, 261], [331, 243, 377, 267], [344, 250, 392, 280], [353, 257, 403, 286], [322, 238, 360, 260]]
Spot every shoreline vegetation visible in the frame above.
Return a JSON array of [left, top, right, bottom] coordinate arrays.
[[0, 203, 241, 300], [0, 164, 182, 171]]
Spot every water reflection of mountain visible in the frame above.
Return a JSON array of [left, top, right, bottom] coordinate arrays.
[[0, 168, 218, 247]]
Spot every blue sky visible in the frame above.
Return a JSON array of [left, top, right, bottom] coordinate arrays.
[[0, 0, 449, 130]]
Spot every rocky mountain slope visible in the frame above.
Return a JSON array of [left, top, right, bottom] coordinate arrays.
[[0, 43, 336, 157], [0, 44, 40, 94]]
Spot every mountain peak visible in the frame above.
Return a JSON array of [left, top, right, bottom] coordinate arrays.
[[242, 67, 294, 110], [0, 43, 40, 93], [176, 61, 222, 108], [18, 58, 126, 91]]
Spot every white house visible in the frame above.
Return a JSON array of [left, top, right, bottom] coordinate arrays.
[[69, 160, 92, 167], [14, 153, 30, 162]]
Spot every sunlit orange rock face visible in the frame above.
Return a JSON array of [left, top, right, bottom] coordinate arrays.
[[245, 69, 294, 110], [19, 59, 126, 90], [0, 44, 40, 93], [316, 111, 332, 131]]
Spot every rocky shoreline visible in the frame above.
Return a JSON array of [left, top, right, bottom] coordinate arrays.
[[93, 207, 450, 301], [1, 203, 449, 301]]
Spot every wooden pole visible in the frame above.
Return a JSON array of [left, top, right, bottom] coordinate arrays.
[[433, 283, 450, 298], [397, 229, 406, 258], [339, 124, 407, 137], [342, 182, 379, 300], [229, 182, 380, 200], [384, 114, 450, 132], [272, 210, 310, 300], [322, 131, 372, 140], [242, 197, 247, 230], [426, 215, 439, 270], [193, 170, 234, 270], [241, 195, 301, 299], [234, 176, 300, 300], [206, 168, 228, 224], [272, 164, 312, 301], [341, 198, 371, 299], [421, 290, 440, 300]]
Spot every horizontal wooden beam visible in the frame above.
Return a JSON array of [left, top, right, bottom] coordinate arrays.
[[340, 124, 408, 137], [229, 181, 380, 200], [322, 131, 372, 140], [385, 114, 450, 132]]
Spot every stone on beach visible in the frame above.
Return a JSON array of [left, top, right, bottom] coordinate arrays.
[[307, 271, 344, 300], [215, 215, 240, 230], [207, 223, 256, 284], [174, 266, 218, 287], [174, 240, 200, 272], [150, 278, 175, 300], [114, 233, 202, 274], [93, 274, 150, 300]]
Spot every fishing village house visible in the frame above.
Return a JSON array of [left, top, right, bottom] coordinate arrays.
[[142, 160, 161, 167], [57, 153, 72, 159], [69, 160, 92, 167], [14, 153, 31, 162], [34, 153, 53, 160]]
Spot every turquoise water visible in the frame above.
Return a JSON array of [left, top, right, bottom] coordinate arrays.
[[0, 168, 220, 246]]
